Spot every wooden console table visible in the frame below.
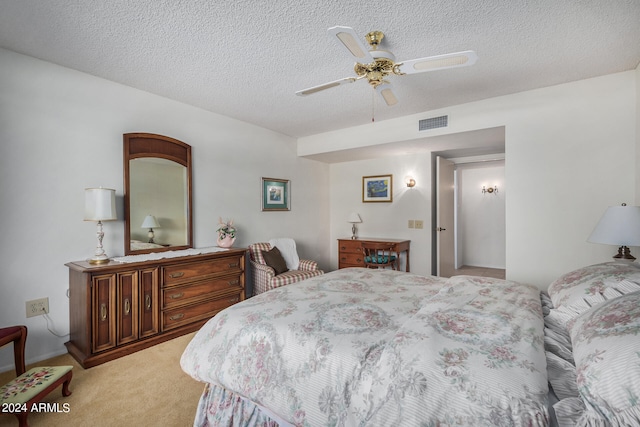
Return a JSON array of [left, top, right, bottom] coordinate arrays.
[[65, 248, 246, 368], [338, 238, 411, 272]]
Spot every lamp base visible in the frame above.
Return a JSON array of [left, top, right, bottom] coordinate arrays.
[[351, 224, 358, 240], [613, 246, 636, 261], [88, 255, 110, 264]]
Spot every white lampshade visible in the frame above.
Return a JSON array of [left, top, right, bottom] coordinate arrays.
[[347, 212, 362, 223], [141, 215, 160, 229], [84, 188, 116, 221], [588, 205, 640, 246]]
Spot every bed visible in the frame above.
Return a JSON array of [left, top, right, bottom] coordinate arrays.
[[181, 268, 549, 426]]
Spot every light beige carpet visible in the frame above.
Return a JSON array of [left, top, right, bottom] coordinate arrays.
[[0, 332, 205, 427]]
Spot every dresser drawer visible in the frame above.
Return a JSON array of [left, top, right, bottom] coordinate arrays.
[[162, 292, 241, 331], [339, 252, 364, 267], [162, 276, 242, 309], [338, 240, 363, 254], [163, 256, 243, 286]]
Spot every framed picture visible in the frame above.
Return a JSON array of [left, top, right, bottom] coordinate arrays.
[[262, 177, 290, 211], [363, 174, 393, 203]]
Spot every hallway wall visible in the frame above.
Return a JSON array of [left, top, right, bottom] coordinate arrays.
[[456, 161, 506, 269]]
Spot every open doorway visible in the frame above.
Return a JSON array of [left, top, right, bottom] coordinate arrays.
[[453, 159, 505, 278], [432, 148, 506, 278]]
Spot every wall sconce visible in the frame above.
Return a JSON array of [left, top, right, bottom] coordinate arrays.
[[405, 176, 416, 188], [482, 185, 498, 194]]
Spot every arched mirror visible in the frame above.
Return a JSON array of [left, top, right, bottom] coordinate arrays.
[[124, 133, 193, 255]]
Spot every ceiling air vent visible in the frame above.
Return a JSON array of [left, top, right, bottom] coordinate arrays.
[[419, 115, 448, 131]]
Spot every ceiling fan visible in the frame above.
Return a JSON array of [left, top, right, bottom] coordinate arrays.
[[295, 26, 478, 106]]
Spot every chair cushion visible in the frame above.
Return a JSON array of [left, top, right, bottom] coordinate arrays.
[[365, 255, 397, 264], [0, 366, 73, 404], [261, 247, 288, 275]]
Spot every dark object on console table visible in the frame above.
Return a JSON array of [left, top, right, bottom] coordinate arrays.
[[65, 248, 246, 368]]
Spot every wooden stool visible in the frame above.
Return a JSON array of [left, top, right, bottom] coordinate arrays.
[[0, 326, 73, 427]]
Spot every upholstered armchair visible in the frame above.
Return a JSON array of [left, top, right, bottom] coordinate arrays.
[[249, 238, 323, 295]]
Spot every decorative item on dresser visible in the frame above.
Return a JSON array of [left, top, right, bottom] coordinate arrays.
[[338, 238, 411, 272], [216, 217, 236, 248], [65, 247, 246, 368]]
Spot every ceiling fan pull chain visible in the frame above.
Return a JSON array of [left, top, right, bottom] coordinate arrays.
[[371, 90, 375, 122]]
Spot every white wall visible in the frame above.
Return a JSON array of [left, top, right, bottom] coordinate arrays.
[[330, 154, 430, 274], [0, 48, 330, 368], [456, 162, 505, 269], [308, 71, 638, 288]]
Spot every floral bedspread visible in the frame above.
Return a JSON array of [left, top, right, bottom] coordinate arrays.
[[181, 268, 549, 426]]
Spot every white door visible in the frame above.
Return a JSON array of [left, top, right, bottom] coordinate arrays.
[[437, 156, 456, 277]]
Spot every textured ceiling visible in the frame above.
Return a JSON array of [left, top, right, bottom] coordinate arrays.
[[1, 0, 639, 139]]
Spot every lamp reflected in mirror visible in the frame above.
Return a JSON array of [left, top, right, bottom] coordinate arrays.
[[141, 215, 160, 243]]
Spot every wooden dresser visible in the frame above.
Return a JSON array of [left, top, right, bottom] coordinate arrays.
[[338, 238, 411, 272], [65, 248, 246, 368]]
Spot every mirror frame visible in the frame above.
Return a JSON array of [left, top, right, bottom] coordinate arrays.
[[123, 133, 193, 255]]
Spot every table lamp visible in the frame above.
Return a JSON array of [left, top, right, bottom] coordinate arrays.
[[588, 203, 640, 260], [348, 212, 362, 240], [84, 187, 117, 264]]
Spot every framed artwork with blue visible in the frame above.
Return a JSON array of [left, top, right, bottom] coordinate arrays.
[[363, 174, 393, 203], [262, 177, 290, 211]]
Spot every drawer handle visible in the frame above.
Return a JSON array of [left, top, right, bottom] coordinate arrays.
[[170, 292, 184, 299], [229, 297, 239, 304], [340, 246, 346, 250], [169, 272, 184, 278], [227, 279, 239, 286], [228, 262, 238, 268], [145, 294, 151, 310], [100, 303, 107, 321], [169, 313, 184, 321], [124, 298, 130, 315]]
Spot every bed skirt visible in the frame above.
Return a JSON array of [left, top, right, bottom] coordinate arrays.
[[195, 383, 293, 427]]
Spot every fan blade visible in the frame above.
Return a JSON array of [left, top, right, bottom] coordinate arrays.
[[396, 50, 478, 75], [375, 83, 399, 106], [295, 77, 358, 96], [327, 26, 375, 64]]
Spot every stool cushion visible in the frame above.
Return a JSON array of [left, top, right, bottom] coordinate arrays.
[[0, 366, 73, 404]]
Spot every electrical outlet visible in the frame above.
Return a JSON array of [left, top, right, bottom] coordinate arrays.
[[26, 298, 49, 318], [408, 220, 415, 229], [415, 220, 424, 229]]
